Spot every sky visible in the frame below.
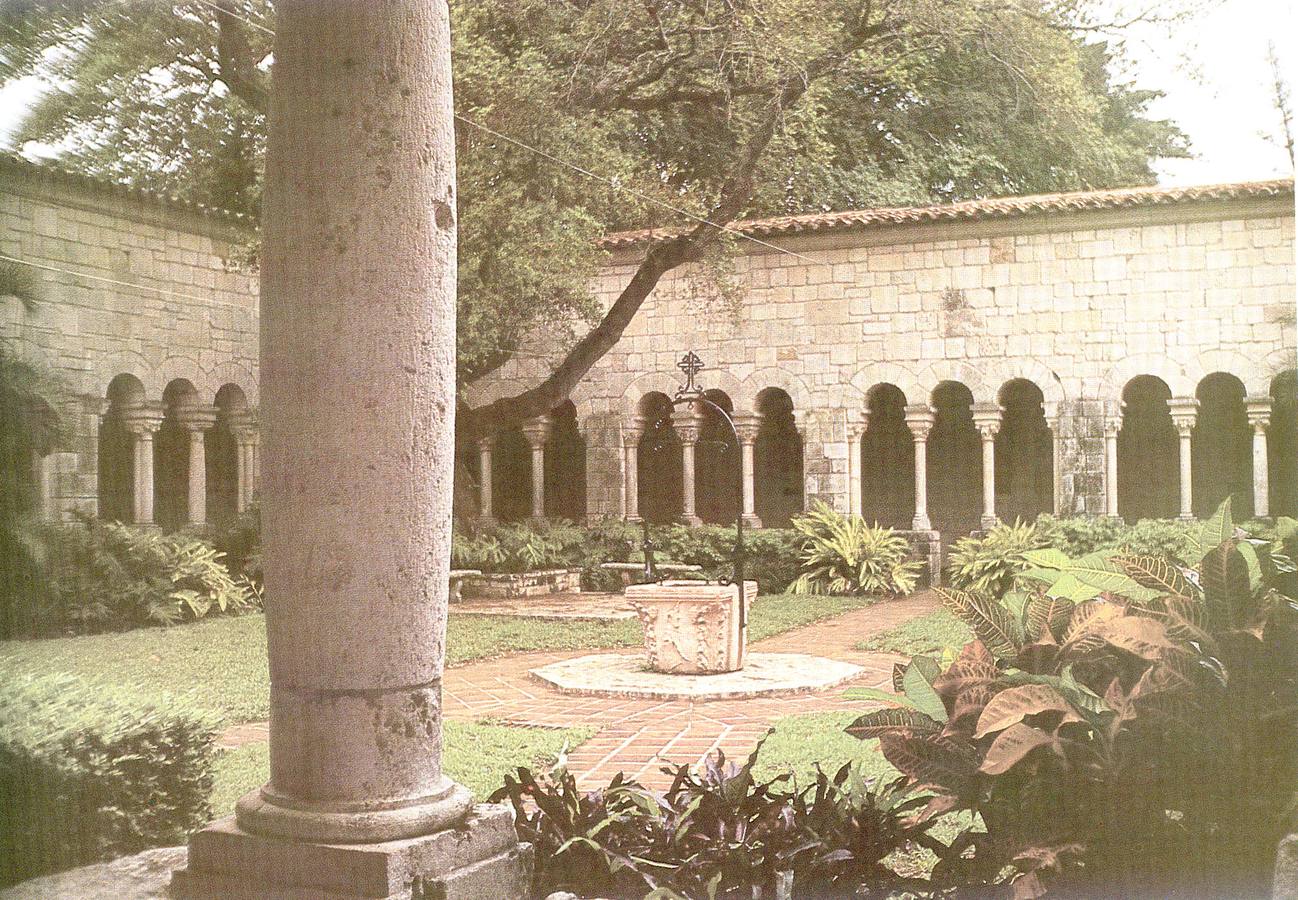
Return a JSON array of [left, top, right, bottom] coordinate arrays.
[[0, 0, 1294, 187]]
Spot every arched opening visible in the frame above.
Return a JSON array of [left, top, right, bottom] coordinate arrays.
[[754, 388, 803, 527], [695, 390, 739, 526], [1271, 370, 1298, 517], [1193, 373, 1251, 518], [157, 379, 199, 531], [98, 374, 144, 523], [860, 384, 912, 529], [491, 426, 531, 523], [209, 384, 247, 527], [1118, 376, 1178, 522], [928, 381, 981, 539], [544, 401, 586, 521], [996, 379, 1053, 524], [637, 392, 682, 525]]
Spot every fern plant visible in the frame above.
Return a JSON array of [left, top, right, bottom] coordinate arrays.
[[790, 502, 920, 597], [946, 519, 1047, 596]]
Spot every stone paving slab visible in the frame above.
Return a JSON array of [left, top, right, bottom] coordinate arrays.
[[218, 592, 938, 790], [531, 652, 863, 700]]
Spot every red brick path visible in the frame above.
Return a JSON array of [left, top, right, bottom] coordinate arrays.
[[219, 592, 936, 790]]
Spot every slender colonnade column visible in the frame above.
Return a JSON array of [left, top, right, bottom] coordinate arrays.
[[733, 412, 762, 529], [178, 406, 218, 526], [1104, 418, 1121, 518], [972, 402, 1002, 529], [847, 412, 868, 519], [229, 412, 260, 513], [677, 406, 703, 527], [122, 404, 163, 526], [522, 416, 552, 520], [1167, 397, 1199, 521], [622, 416, 644, 522], [904, 404, 935, 531], [1247, 396, 1273, 518], [476, 436, 495, 523]]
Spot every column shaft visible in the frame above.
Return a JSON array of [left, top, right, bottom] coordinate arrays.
[[1104, 425, 1120, 518], [530, 444, 546, 518], [1248, 397, 1272, 519], [187, 430, 208, 525], [980, 435, 996, 526], [741, 440, 757, 522], [904, 405, 934, 532], [478, 439, 494, 522], [623, 426, 642, 522], [133, 431, 155, 525], [681, 440, 700, 525], [1178, 430, 1193, 519]]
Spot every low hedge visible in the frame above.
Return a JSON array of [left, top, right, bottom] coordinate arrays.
[[0, 673, 219, 886]]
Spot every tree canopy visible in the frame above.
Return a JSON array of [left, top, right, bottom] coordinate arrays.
[[1, 0, 1188, 430]]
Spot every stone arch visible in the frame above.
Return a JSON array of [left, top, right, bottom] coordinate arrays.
[[154, 357, 204, 401], [860, 383, 913, 529], [92, 352, 155, 401], [849, 362, 922, 410], [754, 387, 804, 527], [1102, 355, 1193, 405], [620, 371, 688, 420], [1185, 349, 1268, 399], [1260, 347, 1298, 395], [983, 360, 1067, 417], [98, 374, 148, 523], [928, 380, 981, 539], [1192, 372, 1252, 518], [917, 361, 993, 407], [207, 360, 259, 406], [1118, 375, 1178, 521], [637, 391, 683, 525], [740, 368, 813, 423], [996, 379, 1053, 523], [156, 378, 202, 531]]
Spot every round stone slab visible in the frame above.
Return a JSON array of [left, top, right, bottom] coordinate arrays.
[[530, 652, 863, 700]]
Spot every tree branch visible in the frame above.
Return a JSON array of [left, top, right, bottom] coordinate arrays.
[[214, 8, 269, 115]]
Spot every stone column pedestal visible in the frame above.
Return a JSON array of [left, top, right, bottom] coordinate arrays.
[[1168, 397, 1199, 521], [1247, 396, 1272, 519], [1103, 419, 1121, 519], [476, 436, 496, 525], [622, 417, 644, 523], [972, 402, 1002, 530], [177, 406, 218, 526], [677, 410, 703, 527], [121, 404, 164, 526], [734, 412, 762, 529], [521, 416, 552, 520], [904, 405, 935, 532]]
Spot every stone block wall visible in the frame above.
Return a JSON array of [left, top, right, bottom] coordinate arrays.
[[1, 157, 259, 518]]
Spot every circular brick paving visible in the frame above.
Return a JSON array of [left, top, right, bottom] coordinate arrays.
[[530, 652, 863, 700]]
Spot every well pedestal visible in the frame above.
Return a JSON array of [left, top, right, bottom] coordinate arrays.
[[626, 580, 757, 674]]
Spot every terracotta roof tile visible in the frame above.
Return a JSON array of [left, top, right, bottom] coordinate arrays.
[[598, 179, 1295, 249]]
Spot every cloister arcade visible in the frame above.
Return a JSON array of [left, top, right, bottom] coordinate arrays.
[[473, 365, 1298, 539], [93, 372, 259, 529]]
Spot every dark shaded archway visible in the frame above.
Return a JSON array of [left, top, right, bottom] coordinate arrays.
[[157, 379, 200, 531], [491, 426, 531, 523], [544, 401, 586, 521], [98, 374, 144, 523], [637, 392, 683, 525], [1193, 373, 1251, 518], [996, 379, 1053, 524], [1118, 376, 1178, 522], [695, 390, 739, 526], [860, 384, 913, 529], [208, 384, 247, 528], [1271, 370, 1298, 518], [754, 388, 803, 527], [928, 381, 981, 539]]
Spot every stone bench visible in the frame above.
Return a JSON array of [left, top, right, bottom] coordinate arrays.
[[448, 569, 481, 603], [598, 561, 704, 588]]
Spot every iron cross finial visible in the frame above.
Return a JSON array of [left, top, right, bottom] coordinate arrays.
[[676, 351, 705, 400]]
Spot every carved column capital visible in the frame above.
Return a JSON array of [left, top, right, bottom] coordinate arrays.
[[903, 404, 935, 441], [622, 415, 646, 446], [675, 412, 702, 446], [848, 410, 870, 441], [521, 415, 552, 450], [732, 411, 761, 445], [120, 403, 165, 436], [1167, 397, 1199, 436], [476, 434, 495, 452], [227, 412, 260, 446], [1103, 419, 1121, 439], [971, 402, 1003, 439], [175, 405, 220, 433], [1246, 396, 1273, 433]]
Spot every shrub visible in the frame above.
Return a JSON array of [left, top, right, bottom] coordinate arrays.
[[654, 523, 802, 594], [490, 744, 937, 899], [210, 501, 262, 584], [18, 517, 260, 637], [790, 502, 921, 597], [1034, 513, 1196, 560], [0, 673, 219, 886], [946, 519, 1047, 595], [849, 498, 1298, 898]]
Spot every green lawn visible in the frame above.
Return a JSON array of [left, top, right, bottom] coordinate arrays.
[[0, 592, 872, 726], [211, 721, 595, 814], [855, 607, 972, 657]]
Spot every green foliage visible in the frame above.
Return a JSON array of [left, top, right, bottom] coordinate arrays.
[[947, 520, 1048, 595], [17, 517, 260, 637], [0, 672, 219, 886], [790, 502, 921, 597], [851, 499, 1298, 897], [1034, 513, 1196, 559], [210, 501, 262, 584], [491, 743, 937, 899]]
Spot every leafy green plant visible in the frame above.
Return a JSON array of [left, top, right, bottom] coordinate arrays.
[[491, 743, 938, 899], [848, 498, 1298, 898], [947, 520, 1047, 595], [790, 502, 921, 597], [1034, 513, 1196, 560], [0, 672, 219, 887], [23, 517, 260, 636]]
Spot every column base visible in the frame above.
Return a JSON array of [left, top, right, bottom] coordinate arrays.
[[1177, 513, 1197, 523], [899, 529, 942, 588], [979, 515, 999, 530], [171, 803, 532, 900], [681, 514, 704, 527], [741, 514, 763, 529]]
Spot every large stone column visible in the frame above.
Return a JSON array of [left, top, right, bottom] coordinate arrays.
[[121, 405, 163, 526], [904, 405, 935, 532], [177, 407, 218, 526], [733, 412, 762, 529], [522, 416, 551, 520], [1168, 397, 1199, 521], [175, 2, 529, 896], [677, 408, 703, 527], [847, 412, 868, 518], [623, 417, 644, 522], [1247, 396, 1273, 519], [972, 402, 1002, 529], [477, 436, 496, 524], [1104, 418, 1121, 518]]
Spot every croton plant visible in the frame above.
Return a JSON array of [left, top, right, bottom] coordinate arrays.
[[847, 501, 1298, 899]]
